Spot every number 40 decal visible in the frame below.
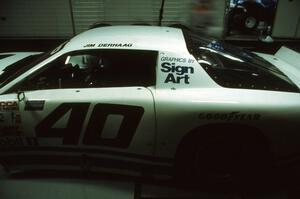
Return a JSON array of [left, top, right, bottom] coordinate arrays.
[[35, 103, 144, 148]]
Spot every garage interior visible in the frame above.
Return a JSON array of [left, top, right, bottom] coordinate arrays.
[[1, 0, 300, 198], [0, 0, 300, 53]]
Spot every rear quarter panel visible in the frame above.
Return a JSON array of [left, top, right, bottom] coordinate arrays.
[[153, 87, 300, 160]]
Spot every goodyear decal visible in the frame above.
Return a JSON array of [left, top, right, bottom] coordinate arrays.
[[199, 112, 261, 121], [160, 56, 195, 84]]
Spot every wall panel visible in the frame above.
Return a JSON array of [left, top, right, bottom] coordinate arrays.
[[0, 0, 73, 37]]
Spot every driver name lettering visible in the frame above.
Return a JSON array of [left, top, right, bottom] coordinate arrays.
[[83, 43, 133, 48]]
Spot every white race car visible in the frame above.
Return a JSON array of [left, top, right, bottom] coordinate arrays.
[[0, 26, 299, 182]]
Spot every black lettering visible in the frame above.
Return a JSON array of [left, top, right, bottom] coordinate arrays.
[[198, 114, 205, 119], [165, 73, 177, 83], [183, 75, 190, 84], [160, 57, 186, 63], [239, 114, 245, 120], [175, 65, 184, 75], [161, 62, 171, 73], [253, 114, 261, 120], [207, 114, 212, 120], [83, 104, 144, 148], [84, 44, 96, 48], [247, 114, 252, 120], [35, 103, 143, 148], [198, 112, 261, 121], [219, 114, 226, 120], [98, 43, 133, 48], [123, 43, 133, 47], [35, 103, 90, 145]]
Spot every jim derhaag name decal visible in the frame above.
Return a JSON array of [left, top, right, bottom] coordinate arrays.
[[84, 43, 133, 48], [160, 56, 195, 84]]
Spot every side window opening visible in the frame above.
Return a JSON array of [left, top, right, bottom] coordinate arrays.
[[12, 50, 157, 92]]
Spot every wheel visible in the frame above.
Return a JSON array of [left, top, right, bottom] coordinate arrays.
[[174, 126, 272, 186], [243, 15, 258, 31]]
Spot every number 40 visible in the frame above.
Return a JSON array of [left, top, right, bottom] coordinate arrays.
[[35, 103, 144, 148]]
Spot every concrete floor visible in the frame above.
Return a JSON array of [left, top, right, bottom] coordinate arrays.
[[1, 164, 300, 199]]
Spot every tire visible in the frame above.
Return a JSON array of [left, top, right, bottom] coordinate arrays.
[[174, 125, 272, 186]]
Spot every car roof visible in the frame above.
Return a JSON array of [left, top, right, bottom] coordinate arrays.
[[64, 26, 188, 53]]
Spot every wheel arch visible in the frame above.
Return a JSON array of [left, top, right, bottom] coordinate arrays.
[[175, 123, 272, 162], [173, 123, 273, 184]]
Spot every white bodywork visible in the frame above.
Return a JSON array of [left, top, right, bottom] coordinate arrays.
[[0, 52, 42, 74], [0, 26, 300, 174]]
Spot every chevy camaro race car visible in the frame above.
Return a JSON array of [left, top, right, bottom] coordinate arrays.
[[0, 26, 300, 183]]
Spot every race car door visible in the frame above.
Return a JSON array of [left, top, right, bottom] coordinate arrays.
[[5, 49, 157, 159]]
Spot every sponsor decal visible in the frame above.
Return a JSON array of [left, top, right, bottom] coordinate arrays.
[[198, 112, 261, 121], [0, 101, 18, 111], [160, 56, 187, 63], [0, 137, 38, 146], [0, 101, 22, 136], [35, 103, 144, 148], [84, 43, 133, 48], [25, 100, 45, 111], [160, 56, 195, 84], [3, 112, 21, 124]]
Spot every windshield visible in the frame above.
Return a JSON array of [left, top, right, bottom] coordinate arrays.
[[0, 41, 68, 89], [187, 33, 299, 93]]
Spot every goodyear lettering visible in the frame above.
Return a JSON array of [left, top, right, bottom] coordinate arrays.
[[161, 62, 194, 84], [198, 112, 261, 121]]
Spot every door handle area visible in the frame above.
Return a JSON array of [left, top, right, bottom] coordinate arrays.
[[25, 100, 45, 111]]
